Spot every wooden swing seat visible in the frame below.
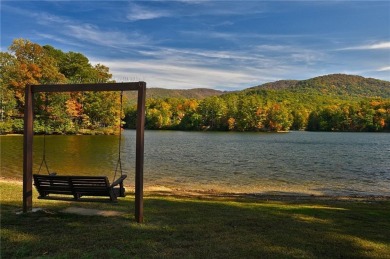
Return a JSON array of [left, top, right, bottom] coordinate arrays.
[[33, 174, 127, 202]]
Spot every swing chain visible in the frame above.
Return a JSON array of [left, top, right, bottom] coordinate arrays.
[[38, 93, 51, 175], [113, 91, 124, 182]]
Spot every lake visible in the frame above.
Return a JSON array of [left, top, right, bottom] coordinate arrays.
[[1, 130, 389, 196]]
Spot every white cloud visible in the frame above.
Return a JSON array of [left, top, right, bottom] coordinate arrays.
[[125, 1, 268, 22], [89, 51, 323, 90], [377, 66, 390, 71], [126, 4, 171, 21], [39, 22, 152, 51], [369, 42, 390, 49], [35, 33, 85, 48], [65, 24, 149, 48], [91, 59, 260, 89], [4, 6, 152, 50], [340, 41, 390, 50], [139, 47, 265, 64], [4, 5, 72, 26], [36, 13, 72, 25], [85, 40, 331, 89]]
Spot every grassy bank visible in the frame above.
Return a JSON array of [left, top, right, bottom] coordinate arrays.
[[1, 180, 390, 258]]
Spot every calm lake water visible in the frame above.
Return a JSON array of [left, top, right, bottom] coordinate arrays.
[[1, 130, 389, 196]]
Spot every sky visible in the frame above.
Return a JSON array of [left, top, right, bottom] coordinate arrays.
[[1, 1, 389, 90]]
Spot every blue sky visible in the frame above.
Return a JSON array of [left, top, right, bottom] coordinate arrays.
[[1, 1, 389, 90]]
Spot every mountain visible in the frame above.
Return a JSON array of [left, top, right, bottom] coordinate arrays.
[[250, 80, 299, 90], [246, 74, 390, 98], [124, 74, 389, 111], [124, 74, 389, 132], [124, 87, 224, 105]]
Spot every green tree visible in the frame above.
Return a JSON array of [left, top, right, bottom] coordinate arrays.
[[124, 105, 137, 129], [83, 91, 121, 131], [197, 96, 227, 130], [178, 99, 201, 130], [306, 111, 320, 131], [291, 107, 309, 130], [0, 52, 18, 120]]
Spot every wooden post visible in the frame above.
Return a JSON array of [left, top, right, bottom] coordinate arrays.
[[23, 85, 34, 212], [135, 82, 146, 223]]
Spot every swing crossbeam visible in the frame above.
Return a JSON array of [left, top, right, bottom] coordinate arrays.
[[30, 82, 142, 93], [23, 82, 146, 223]]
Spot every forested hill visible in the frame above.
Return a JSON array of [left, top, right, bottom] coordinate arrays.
[[124, 74, 390, 132], [125, 88, 224, 104], [246, 74, 390, 98], [135, 74, 390, 103]]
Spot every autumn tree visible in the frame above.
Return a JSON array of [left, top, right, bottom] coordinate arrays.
[[264, 103, 293, 131], [234, 95, 263, 131], [1, 39, 118, 134], [5, 39, 66, 112]]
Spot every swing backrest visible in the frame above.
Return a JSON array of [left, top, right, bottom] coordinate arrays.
[[33, 174, 117, 201]]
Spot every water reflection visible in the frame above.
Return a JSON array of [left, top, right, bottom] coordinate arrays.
[[1, 131, 389, 196]]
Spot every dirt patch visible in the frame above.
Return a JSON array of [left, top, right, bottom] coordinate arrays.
[[61, 207, 125, 217]]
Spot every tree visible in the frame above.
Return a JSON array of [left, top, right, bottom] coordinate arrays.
[[83, 91, 121, 131], [1, 38, 119, 134], [177, 99, 201, 130], [306, 111, 320, 131], [0, 52, 18, 120], [197, 96, 227, 130], [264, 103, 293, 132], [291, 107, 309, 130], [235, 95, 263, 131], [6, 39, 66, 112]]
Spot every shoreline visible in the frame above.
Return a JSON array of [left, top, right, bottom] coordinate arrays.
[[2, 177, 389, 202]]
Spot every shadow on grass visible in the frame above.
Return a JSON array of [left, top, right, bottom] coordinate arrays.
[[1, 185, 390, 258]]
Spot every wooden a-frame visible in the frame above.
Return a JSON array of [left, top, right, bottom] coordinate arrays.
[[23, 82, 146, 223]]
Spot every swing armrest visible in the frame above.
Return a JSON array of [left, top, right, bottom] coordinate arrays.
[[111, 175, 127, 188]]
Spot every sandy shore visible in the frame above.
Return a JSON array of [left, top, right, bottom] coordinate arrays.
[[2, 177, 389, 202]]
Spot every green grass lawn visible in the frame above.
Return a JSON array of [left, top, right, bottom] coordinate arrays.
[[1, 180, 390, 258]]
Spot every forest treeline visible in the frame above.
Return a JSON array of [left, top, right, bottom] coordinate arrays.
[[1, 39, 390, 134], [125, 93, 390, 132]]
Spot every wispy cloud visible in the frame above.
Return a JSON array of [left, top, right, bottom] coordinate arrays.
[[4, 4, 72, 25], [4, 4, 152, 50], [126, 4, 172, 21], [3, 1, 389, 89], [378, 66, 390, 72], [367, 42, 390, 49], [65, 24, 150, 49], [91, 58, 263, 90], [35, 32, 85, 48], [89, 41, 329, 89], [125, 1, 267, 22], [340, 41, 390, 50]]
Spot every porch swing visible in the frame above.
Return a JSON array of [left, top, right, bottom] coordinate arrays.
[[33, 91, 127, 202]]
